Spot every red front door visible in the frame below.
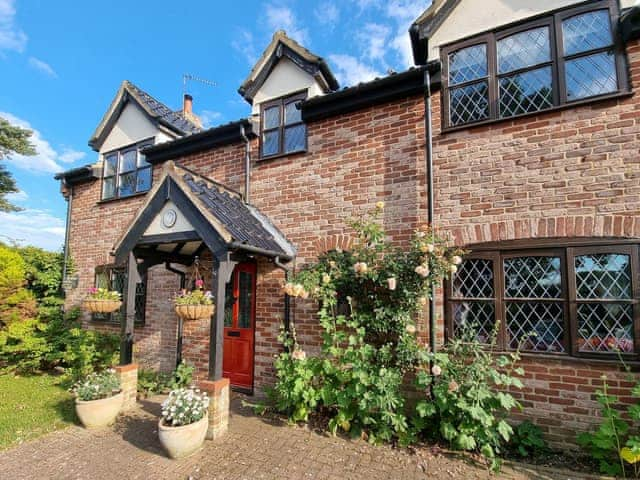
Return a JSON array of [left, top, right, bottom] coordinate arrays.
[[223, 262, 256, 390]]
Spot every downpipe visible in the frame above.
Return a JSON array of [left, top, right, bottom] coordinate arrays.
[[166, 262, 186, 367], [274, 256, 293, 352], [240, 124, 251, 203]]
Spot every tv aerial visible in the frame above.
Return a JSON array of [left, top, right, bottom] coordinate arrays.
[[182, 74, 217, 95]]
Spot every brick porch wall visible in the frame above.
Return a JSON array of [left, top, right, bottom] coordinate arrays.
[[429, 39, 640, 448]]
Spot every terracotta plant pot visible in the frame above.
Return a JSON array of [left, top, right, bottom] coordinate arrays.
[[82, 299, 122, 314], [158, 414, 208, 459], [175, 304, 215, 320], [75, 392, 123, 428]]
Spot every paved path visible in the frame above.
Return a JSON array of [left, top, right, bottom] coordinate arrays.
[[0, 396, 597, 480]]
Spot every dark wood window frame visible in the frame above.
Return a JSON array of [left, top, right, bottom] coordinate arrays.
[[440, 0, 629, 131], [445, 240, 640, 360], [101, 138, 154, 201], [92, 265, 146, 326], [259, 91, 307, 160]]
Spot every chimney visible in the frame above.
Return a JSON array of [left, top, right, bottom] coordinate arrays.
[[181, 93, 202, 129], [183, 94, 193, 116]]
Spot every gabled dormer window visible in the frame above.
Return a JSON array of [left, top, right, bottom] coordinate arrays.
[[102, 139, 153, 200], [441, 0, 627, 130], [260, 92, 307, 159]]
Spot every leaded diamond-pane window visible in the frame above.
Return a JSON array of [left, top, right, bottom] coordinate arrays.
[[452, 259, 494, 298], [449, 82, 489, 126], [562, 10, 612, 56], [504, 256, 565, 353], [565, 52, 617, 101], [447, 243, 638, 358], [498, 27, 550, 74], [441, 3, 625, 128], [450, 258, 496, 344], [448, 44, 487, 86], [92, 266, 146, 326], [575, 254, 631, 299], [499, 67, 553, 117]]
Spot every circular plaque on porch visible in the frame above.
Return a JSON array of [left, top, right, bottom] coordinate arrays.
[[162, 209, 177, 228], [175, 304, 215, 321], [82, 299, 122, 314]]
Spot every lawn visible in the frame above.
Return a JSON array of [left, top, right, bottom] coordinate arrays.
[[0, 374, 77, 450]]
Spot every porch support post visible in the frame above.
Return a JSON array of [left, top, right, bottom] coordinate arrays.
[[120, 252, 142, 365], [209, 250, 236, 381]]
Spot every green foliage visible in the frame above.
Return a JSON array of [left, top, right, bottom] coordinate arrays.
[[411, 324, 526, 471], [577, 374, 640, 478], [269, 205, 464, 444], [0, 116, 36, 213], [71, 369, 120, 401], [137, 361, 195, 397], [175, 288, 213, 305], [0, 308, 119, 380], [508, 421, 548, 458], [86, 287, 121, 301], [0, 244, 37, 327], [17, 245, 67, 305]]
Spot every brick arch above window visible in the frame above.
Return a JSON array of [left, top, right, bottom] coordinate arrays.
[[313, 234, 355, 257], [446, 215, 640, 247]]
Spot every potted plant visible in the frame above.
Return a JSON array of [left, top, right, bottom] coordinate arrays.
[[82, 287, 122, 314], [72, 369, 123, 428], [158, 387, 210, 459], [175, 279, 215, 320]]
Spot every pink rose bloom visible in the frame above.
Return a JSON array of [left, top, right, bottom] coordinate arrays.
[[431, 365, 442, 376], [291, 349, 306, 361], [195, 279, 204, 288], [448, 380, 459, 393]]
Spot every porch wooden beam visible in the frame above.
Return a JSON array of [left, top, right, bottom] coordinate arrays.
[[209, 251, 237, 381]]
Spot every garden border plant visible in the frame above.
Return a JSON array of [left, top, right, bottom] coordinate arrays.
[[263, 204, 531, 470]]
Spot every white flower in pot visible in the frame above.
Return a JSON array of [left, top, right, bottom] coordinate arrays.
[[72, 369, 123, 428], [158, 387, 210, 459]]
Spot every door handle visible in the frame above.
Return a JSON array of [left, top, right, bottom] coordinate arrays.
[[227, 331, 240, 337]]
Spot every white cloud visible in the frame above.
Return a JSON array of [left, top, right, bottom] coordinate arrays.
[[0, 208, 65, 251], [59, 148, 86, 164], [0, 0, 26, 52], [265, 4, 309, 45], [0, 112, 86, 174], [385, 0, 428, 66], [5, 189, 27, 202], [328, 54, 382, 87], [358, 23, 391, 62], [28, 56, 57, 77], [232, 28, 258, 66], [199, 110, 223, 129], [314, 2, 340, 28]]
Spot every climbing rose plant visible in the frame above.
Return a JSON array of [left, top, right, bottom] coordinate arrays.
[[269, 204, 465, 443]]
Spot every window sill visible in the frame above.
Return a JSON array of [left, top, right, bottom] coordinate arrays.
[[257, 149, 307, 162], [97, 191, 149, 205], [513, 350, 640, 369], [441, 90, 634, 134]]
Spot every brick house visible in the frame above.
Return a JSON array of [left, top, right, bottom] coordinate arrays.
[[57, 0, 640, 447]]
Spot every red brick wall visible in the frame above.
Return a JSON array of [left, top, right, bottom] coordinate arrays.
[[430, 39, 640, 448], [65, 168, 182, 372]]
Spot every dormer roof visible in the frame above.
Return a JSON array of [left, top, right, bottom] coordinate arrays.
[[238, 30, 339, 104], [88, 80, 201, 151]]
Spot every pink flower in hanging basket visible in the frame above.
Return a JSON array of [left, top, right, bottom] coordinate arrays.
[[195, 279, 204, 289]]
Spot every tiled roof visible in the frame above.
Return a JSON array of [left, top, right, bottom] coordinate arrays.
[[125, 82, 201, 135], [180, 169, 292, 257]]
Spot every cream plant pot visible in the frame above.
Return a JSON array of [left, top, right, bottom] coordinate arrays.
[[158, 414, 208, 459], [75, 392, 123, 428]]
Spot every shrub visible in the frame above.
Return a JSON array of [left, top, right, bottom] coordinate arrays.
[[508, 421, 548, 458], [268, 205, 464, 444], [137, 361, 194, 397], [0, 307, 119, 379], [161, 388, 209, 426], [411, 324, 525, 470], [0, 244, 37, 327], [577, 375, 640, 477], [72, 369, 120, 401]]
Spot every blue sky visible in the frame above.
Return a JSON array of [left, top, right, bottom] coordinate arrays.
[[0, 0, 429, 251]]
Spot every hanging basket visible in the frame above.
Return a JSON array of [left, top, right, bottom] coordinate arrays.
[[175, 304, 215, 321], [83, 299, 122, 314]]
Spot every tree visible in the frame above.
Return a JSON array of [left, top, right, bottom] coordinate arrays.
[[0, 116, 36, 212], [0, 244, 37, 327]]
